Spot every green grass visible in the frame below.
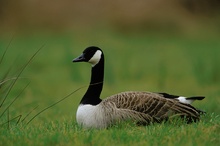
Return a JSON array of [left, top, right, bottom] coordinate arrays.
[[0, 114, 219, 146], [0, 30, 220, 145]]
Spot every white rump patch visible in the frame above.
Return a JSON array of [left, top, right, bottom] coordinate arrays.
[[88, 50, 102, 66], [177, 96, 194, 104]]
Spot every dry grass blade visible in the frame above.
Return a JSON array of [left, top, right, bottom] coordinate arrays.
[[0, 68, 13, 86], [0, 77, 26, 86]]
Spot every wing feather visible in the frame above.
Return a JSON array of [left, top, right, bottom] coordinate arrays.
[[102, 91, 201, 124]]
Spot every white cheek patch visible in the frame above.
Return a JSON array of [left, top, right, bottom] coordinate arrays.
[[88, 50, 102, 66]]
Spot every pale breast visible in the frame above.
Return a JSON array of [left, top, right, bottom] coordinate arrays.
[[76, 104, 108, 129]]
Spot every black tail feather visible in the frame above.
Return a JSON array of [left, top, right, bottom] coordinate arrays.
[[158, 92, 205, 101], [187, 96, 205, 100]]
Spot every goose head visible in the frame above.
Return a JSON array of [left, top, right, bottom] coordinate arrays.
[[72, 46, 104, 105], [72, 46, 103, 67]]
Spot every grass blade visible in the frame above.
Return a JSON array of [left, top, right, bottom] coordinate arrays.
[[0, 35, 14, 66], [21, 105, 39, 123], [26, 82, 102, 125], [26, 85, 87, 125], [7, 108, 9, 129], [0, 82, 30, 118], [0, 115, 22, 127], [0, 44, 44, 108]]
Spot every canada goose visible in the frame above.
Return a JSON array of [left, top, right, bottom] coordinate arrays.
[[72, 46, 205, 129]]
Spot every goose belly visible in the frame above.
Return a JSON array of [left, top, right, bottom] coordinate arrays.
[[76, 104, 109, 129]]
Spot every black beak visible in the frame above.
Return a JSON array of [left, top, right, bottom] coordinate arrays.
[[72, 53, 86, 62]]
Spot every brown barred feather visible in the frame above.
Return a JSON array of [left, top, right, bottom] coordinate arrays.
[[101, 91, 201, 125]]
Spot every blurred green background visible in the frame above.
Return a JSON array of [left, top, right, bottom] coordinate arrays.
[[0, 0, 220, 125]]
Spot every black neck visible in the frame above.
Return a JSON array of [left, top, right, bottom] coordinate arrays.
[[80, 56, 104, 105]]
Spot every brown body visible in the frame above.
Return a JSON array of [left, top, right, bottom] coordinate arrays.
[[102, 91, 201, 125]]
